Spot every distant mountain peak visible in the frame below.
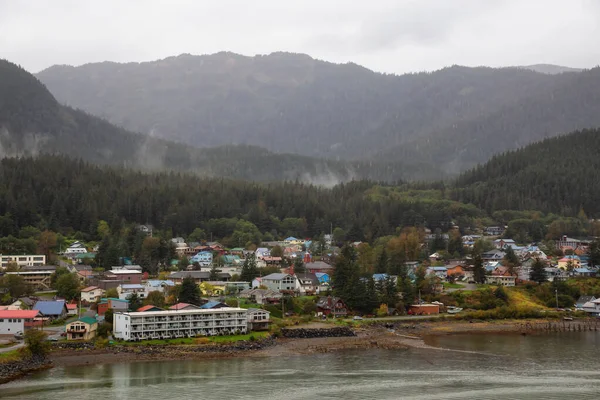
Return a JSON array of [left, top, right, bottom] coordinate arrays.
[[516, 64, 582, 75]]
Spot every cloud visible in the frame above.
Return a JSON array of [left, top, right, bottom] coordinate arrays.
[[1, 0, 599, 75]]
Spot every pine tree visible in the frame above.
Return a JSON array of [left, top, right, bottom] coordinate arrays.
[[529, 258, 547, 284], [178, 276, 201, 305], [240, 254, 259, 282], [375, 248, 388, 274], [473, 254, 487, 284], [294, 256, 306, 274], [209, 262, 219, 281]]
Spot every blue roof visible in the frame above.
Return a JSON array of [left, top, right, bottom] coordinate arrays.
[[146, 280, 175, 288], [373, 273, 389, 281], [200, 301, 226, 309], [575, 268, 592, 273], [285, 237, 298, 241], [33, 300, 66, 316], [428, 267, 447, 271]]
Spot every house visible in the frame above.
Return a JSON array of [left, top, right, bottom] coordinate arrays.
[[316, 296, 348, 317], [5, 271, 53, 290], [107, 269, 143, 284], [65, 241, 88, 254], [446, 265, 465, 277], [33, 300, 68, 320], [113, 308, 248, 341], [81, 286, 104, 304], [145, 280, 175, 294], [200, 281, 250, 296], [426, 266, 448, 280], [97, 298, 129, 315], [296, 273, 320, 295], [576, 295, 596, 309], [117, 284, 147, 300], [493, 239, 516, 249], [0, 310, 40, 334], [169, 303, 200, 311], [283, 237, 304, 246], [557, 256, 581, 270], [137, 224, 154, 236], [1, 254, 46, 268], [305, 261, 334, 274], [190, 251, 213, 266], [486, 266, 516, 286], [481, 249, 506, 261], [484, 226, 505, 236], [409, 304, 439, 315], [556, 235, 583, 251], [582, 299, 600, 316], [261, 273, 299, 293], [255, 248, 270, 259], [221, 255, 242, 266], [315, 272, 330, 284], [238, 289, 282, 305], [66, 317, 98, 341], [169, 271, 231, 285], [137, 305, 164, 312], [247, 308, 270, 331], [66, 303, 78, 316], [200, 301, 229, 309], [573, 268, 594, 277], [75, 253, 96, 264]]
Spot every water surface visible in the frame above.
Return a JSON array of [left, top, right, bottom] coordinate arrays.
[[3, 332, 600, 399]]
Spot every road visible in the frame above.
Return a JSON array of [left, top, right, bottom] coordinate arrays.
[[344, 314, 455, 323], [0, 341, 24, 353]]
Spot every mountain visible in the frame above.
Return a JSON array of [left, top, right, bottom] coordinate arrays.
[[452, 128, 600, 216], [1, 59, 439, 183], [385, 67, 600, 173], [36, 53, 563, 161], [519, 64, 583, 75]]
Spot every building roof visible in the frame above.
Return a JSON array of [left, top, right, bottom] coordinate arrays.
[[66, 303, 77, 310], [74, 316, 98, 325], [116, 308, 246, 317], [316, 296, 344, 310], [137, 305, 164, 312], [305, 261, 333, 270], [81, 286, 100, 292], [145, 280, 175, 288], [120, 284, 145, 289], [169, 303, 200, 310], [295, 273, 319, 285], [577, 295, 596, 304], [428, 267, 448, 271], [169, 271, 231, 280], [109, 269, 142, 275], [262, 273, 290, 280], [0, 310, 40, 319], [33, 300, 67, 316], [200, 301, 229, 309], [246, 308, 270, 315], [105, 297, 129, 303]]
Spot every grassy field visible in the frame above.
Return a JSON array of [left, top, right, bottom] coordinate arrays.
[[0, 349, 21, 363], [118, 331, 270, 346], [443, 282, 464, 289]]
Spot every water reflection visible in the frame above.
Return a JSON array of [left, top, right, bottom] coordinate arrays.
[[3, 332, 600, 399]]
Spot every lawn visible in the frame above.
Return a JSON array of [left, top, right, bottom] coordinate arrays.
[[443, 282, 464, 289], [0, 349, 21, 363], [118, 331, 270, 346]]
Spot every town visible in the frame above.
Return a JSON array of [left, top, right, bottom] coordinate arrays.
[[2, 223, 600, 345]]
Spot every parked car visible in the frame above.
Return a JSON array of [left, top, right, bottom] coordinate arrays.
[[13, 331, 23, 340], [353, 316, 363, 320]]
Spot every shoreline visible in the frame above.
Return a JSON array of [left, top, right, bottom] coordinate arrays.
[[3, 317, 598, 382]]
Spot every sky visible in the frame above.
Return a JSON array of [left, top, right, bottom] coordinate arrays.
[[1, 0, 599, 74]]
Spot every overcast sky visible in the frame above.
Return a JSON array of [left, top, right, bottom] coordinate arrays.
[[1, 0, 599, 74]]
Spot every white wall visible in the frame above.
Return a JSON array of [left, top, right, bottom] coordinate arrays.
[[0, 318, 25, 335]]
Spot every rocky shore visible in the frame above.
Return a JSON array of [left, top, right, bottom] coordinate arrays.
[[0, 355, 52, 384], [281, 327, 356, 338]]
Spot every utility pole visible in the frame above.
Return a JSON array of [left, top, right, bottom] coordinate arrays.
[[555, 288, 559, 309]]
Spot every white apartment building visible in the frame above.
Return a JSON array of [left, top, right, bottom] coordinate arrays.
[[113, 308, 248, 341], [1, 254, 46, 268]]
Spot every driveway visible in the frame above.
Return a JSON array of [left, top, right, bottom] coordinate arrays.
[[0, 341, 24, 353]]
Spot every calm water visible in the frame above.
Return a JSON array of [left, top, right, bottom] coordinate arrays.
[[3, 332, 600, 399]]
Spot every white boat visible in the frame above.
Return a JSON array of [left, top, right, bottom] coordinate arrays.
[[447, 306, 463, 314]]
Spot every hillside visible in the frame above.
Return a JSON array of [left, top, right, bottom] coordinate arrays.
[[38, 52, 576, 167], [452, 128, 600, 215], [518, 64, 583, 75], [1, 59, 436, 183]]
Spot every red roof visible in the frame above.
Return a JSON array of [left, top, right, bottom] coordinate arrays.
[[81, 286, 99, 292], [137, 305, 160, 312], [169, 303, 191, 310], [0, 310, 40, 319], [66, 304, 77, 310]]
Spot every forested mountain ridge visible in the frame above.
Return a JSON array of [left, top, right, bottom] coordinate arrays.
[[452, 128, 600, 215], [384, 67, 600, 172], [1, 59, 441, 183], [37, 52, 588, 169]]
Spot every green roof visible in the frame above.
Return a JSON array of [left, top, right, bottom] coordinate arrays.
[[75, 252, 96, 259], [77, 316, 97, 325]]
